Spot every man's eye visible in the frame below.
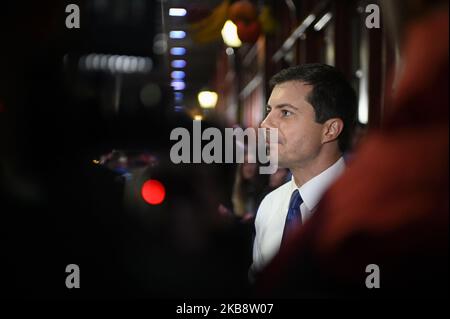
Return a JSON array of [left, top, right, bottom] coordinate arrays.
[[265, 108, 271, 115], [282, 110, 292, 117]]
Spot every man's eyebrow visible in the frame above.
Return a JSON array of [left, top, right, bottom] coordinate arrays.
[[271, 103, 298, 110]]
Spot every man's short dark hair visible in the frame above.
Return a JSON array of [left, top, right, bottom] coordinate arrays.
[[269, 63, 358, 153]]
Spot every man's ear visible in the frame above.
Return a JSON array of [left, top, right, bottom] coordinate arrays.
[[321, 118, 344, 144]]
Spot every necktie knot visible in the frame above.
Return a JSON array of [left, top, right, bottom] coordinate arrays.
[[289, 190, 302, 210]]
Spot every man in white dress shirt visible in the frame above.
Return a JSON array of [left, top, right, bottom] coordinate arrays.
[[251, 64, 357, 277]]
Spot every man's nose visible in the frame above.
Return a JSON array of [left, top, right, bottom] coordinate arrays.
[[260, 112, 275, 129]]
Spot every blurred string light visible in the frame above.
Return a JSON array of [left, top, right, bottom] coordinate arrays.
[[169, 8, 186, 17], [198, 91, 218, 109], [174, 92, 184, 102], [221, 20, 242, 48], [171, 71, 186, 80], [194, 115, 203, 121], [167, 8, 187, 106], [170, 47, 186, 56], [171, 80, 186, 91], [169, 30, 186, 39], [79, 54, 152, 73], [171, 59, 187, 68]]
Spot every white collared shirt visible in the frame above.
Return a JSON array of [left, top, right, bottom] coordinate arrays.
[[251, 157, 346, 274]]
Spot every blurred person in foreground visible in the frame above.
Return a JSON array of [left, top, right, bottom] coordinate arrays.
[[257, 0, 449, 297], [231, 156, 268, 222]]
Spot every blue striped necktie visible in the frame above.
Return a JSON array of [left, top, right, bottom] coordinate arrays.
[[281, 189, 303, 244]]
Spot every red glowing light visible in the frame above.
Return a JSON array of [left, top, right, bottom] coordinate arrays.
[[141, 179, 166, 205]]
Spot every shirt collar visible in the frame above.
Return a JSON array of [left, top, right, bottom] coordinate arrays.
[[290, 157, 346, 211]]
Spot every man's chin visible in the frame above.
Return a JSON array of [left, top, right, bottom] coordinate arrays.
[[276, 157, 289, 169], [277, 163, 289, 169]]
